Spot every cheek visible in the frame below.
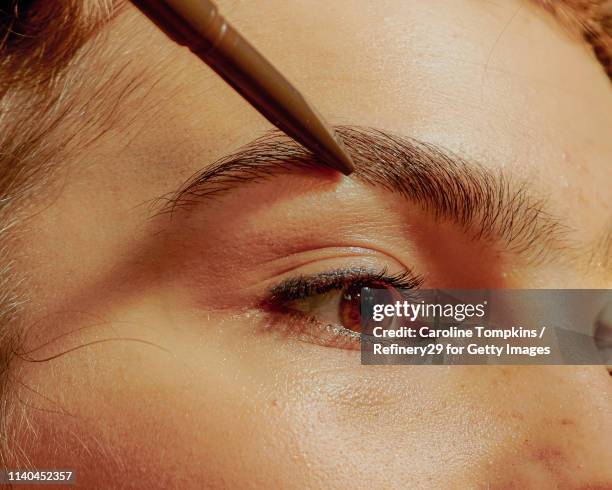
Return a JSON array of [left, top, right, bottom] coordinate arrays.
[[9, 300, 612, 489], [473, 366, 612, 487], [9, 311, 276, 487]]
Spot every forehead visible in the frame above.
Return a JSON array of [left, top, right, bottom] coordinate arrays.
[[93, 0, 610, 224]]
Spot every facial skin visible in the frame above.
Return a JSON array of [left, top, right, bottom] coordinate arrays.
[[7, 0, 612, 488]]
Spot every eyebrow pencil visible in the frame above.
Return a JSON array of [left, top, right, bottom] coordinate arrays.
[[131, 0, 355, 175]]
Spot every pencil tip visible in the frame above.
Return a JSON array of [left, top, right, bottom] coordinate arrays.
[[323, 132, 355, 176]]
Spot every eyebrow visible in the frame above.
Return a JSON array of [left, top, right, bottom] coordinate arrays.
[[159, 125, 572, 262]]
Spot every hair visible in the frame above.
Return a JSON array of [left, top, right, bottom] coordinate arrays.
[[0, 0, 118, 465], [535, 0, 612, 79], [0, 0, 610, 465]]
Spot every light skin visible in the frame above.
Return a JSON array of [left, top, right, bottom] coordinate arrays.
[[8, 0, 612, 488]]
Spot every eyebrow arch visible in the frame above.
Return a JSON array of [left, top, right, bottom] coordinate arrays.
[[159, 125, 572, 261]]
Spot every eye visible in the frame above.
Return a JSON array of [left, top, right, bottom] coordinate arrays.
[[285, 282, 365, 333], [262, 267, 423, 346], [339, 283, 363, 333], [286, 282, 407, 334]]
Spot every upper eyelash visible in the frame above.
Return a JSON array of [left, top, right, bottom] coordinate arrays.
[[263, 266, 424, 306]]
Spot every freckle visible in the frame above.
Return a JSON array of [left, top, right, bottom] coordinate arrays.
[[270, 399, 278, 407], [560, 418, 575, 426]]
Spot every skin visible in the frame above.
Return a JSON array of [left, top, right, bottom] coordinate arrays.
[[7, 0, 611, 488]]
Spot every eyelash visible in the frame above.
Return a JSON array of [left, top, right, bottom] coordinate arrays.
[[266, 267, 422, 303], [260, 267, 424, 349]]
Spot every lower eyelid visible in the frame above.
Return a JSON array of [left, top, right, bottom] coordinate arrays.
[[257, 309, 361, 351]]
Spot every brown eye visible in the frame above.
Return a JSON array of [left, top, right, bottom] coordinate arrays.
[[339, 283, 401, 334], [270, 270, 420, 342], [339, 283, 363, 333]]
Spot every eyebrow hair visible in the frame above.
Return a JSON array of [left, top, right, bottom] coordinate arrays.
[[160, 126, 572, 262]]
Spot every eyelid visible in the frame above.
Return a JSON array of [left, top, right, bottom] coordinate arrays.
[[259, 309, 362, 351], [264, 266, 424, 307]]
